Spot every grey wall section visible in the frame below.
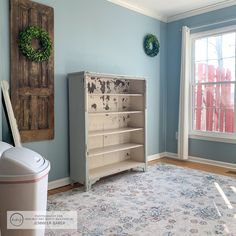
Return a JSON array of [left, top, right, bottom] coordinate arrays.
[[0, 0, 167, 181], [189, 139, 236, 163], [166, 6, 236, 163]]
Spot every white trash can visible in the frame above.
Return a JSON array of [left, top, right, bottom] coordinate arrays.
[[0, 141, 13, 155], [0, 147, 50, 236]]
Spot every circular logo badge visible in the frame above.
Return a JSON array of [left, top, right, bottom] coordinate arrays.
[[10, 213, 24, 227]]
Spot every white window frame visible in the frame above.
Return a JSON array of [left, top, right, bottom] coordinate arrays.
[[189, 25, 236, 144]]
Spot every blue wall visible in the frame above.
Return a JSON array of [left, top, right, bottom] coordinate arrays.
[[2, 0, 234, 181], [166, 6, 236, 163], [0, 0, 167, 181]]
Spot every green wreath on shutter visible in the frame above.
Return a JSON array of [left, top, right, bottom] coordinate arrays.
[[18, 26, 52, 62], [143, 34, 160, 57]]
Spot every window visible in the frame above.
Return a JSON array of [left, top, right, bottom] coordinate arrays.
[[190, 26, 236, 142]]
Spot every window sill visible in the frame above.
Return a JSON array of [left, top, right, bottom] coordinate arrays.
[[189, 132, 236, 144]]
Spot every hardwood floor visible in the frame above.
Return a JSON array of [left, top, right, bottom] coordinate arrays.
[[48, 157, 236, 195], [152, 157, 236, 178], [48, 182, 82, 196]]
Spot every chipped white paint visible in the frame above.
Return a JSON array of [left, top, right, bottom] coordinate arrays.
[[68, 72, 147, 191]]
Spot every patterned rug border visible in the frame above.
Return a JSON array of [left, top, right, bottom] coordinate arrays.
[[50, 163, 236, 196]]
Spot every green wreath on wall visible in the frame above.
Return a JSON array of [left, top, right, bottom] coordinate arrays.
[[18, 26, 52, 62], [143, 34, 160, 57]]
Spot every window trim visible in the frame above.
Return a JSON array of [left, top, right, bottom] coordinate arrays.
[[191, 25, 236, 40], [189, 24, 236, 143], [189, 131, 236, 144]]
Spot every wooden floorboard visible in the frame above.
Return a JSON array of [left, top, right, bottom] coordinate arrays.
[[48, 157, 236, 196], [152, 157, 236, 178], [48, 183, 82, 196]]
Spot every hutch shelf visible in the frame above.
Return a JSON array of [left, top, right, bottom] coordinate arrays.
[[68, 72, 147, 190]]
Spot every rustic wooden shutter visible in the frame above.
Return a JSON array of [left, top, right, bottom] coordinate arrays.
[[10, 0, 54, 142]]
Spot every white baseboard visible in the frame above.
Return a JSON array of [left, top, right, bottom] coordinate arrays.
[[148, 152, 166, 161], [189, 156, 236, 170], [165, 152, 179, 159], [165, 152, 236, 170], [48, 153, 166, 190], [48, 177, 70, 190]]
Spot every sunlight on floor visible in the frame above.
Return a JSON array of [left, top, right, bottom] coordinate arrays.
[[214, 182, 236, 233], [223, 224, 230, 234], [213, 200, 222, 216], [214, 182, 233, 209], [230, 186, 236, 195]]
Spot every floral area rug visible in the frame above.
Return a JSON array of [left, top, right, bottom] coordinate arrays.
[[46, 164, 236, 236]]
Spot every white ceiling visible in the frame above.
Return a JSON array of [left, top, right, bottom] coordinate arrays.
[[108, 0, 236, 22]]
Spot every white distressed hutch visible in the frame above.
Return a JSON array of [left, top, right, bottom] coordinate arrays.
[[68, 72, 147, 190]]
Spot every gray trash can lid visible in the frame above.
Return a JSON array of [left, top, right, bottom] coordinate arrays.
[[0, 141, 13, 156], [0, 147, 50, 182]]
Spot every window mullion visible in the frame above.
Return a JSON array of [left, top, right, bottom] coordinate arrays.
[[234, 80, 236, 133], [234, 33, 236, 133], [191, 39, 195, 132], [194, 81, 233, 86], [218, 77, 221, 133]]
